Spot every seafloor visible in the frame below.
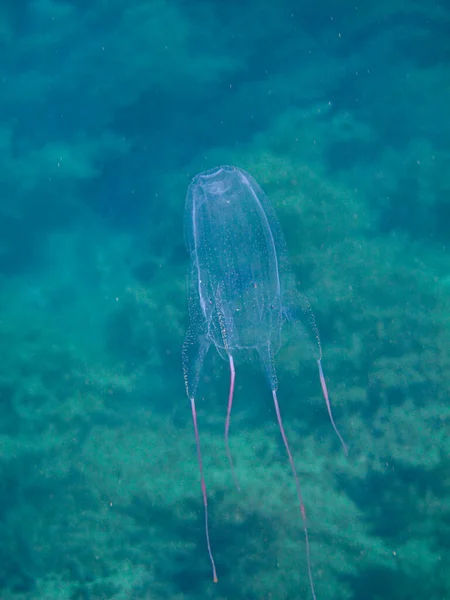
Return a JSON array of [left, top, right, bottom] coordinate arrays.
[[0, 1, 449, 599]]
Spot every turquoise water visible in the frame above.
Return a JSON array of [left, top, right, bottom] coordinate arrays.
[[1, 1, 449, 598]]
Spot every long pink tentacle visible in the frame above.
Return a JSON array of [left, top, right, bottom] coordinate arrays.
[[272, 390, 316, 600], [190, 396, 218, 583], [300, 295, 348, 456], [317, 359, 348, 456], [225, 355, 240, 490]]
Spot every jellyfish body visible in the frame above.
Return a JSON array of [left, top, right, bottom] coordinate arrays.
[[182, 166, 347, 597]]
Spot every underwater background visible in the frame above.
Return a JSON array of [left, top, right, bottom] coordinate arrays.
[[1, 0, 449, 598]]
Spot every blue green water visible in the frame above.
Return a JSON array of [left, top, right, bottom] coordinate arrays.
[[1, 1, 449, 598]]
